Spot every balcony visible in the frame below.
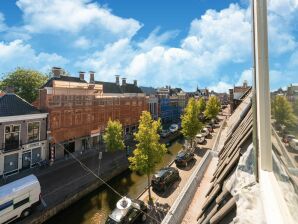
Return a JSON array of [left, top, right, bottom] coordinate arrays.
[[1, 140, 22, 153]]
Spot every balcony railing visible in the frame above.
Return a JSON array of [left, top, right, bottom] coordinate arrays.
[[1, 140, 22, 153]]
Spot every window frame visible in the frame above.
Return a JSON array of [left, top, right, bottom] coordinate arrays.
[[27, 121, 40, 143]]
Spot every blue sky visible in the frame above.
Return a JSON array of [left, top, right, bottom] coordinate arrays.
[[0, 0, 297, 92]]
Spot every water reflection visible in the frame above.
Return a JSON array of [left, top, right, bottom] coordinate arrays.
[[46, 138, 184, 224]]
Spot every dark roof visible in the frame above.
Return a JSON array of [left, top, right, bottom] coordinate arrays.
[[42, 76, 87, 88], [0, 94, 42, 117], [197, 96, 253, 224], [139, 86, 156, 96], [121, 84, 143, 93], [95, 81, 122, 93]]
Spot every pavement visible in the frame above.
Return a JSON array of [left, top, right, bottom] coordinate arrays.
[[1, 148, 129, 224], [138, 114, 226, 224]]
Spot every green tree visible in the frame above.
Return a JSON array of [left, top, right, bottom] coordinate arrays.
[[0, 68, 48, 103], [293, 99, 298, 116], [181, 98, 203, 149], [129, 111, 167, 203], [204, 96, 221, 120], [272, 95, 297, 128], [197, 97, 206, 114], [103, 119, 125, 152]]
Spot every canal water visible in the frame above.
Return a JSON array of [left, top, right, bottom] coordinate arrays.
[[46, 138, 184, 224]]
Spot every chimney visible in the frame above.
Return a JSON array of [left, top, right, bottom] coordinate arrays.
[[243, 80, 248, 88], [79, 71, 85, 81], [122, 78, 126, 86], [52, 67, 61, 78], [133, 80, 137, 86], [89, 71, 95, 83], [115, 75, 120, 85]]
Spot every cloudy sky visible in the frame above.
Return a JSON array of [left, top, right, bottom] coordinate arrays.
[[0, 0, 297, 92]]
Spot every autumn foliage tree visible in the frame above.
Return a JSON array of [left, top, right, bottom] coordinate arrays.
[[103, 119, 125, 152], [129, 111, 167, 203]]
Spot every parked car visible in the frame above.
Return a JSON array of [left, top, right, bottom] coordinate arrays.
[[106, 197, 147, 224], [196, 134, 205, 144], [0, 175, 41, 224], [200, 128, 210, 138], [205, 125, 213, 133], [174, 150, 194, 167], [289, 139, 298, 151], [161, 129, 170, 138], [151, 167, 180, 192], [282, 134, 295, 143], [169, 124, 179, 133]]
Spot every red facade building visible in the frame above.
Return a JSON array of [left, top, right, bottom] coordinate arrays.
[[37, 68, 148, 159]]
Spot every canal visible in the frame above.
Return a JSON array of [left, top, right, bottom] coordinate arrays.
[[46, 138, 184, 224]]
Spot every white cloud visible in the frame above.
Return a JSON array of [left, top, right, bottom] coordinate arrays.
[[137, 28, 179, 51], [0, 12, 7, 32], [208, 81, 233, 93], [16, 0, 141, 38], [0, 40, 68, 73], [73, 36, 91, 49], [236, 69, 253, 86]]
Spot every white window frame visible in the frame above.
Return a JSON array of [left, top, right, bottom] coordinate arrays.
[[4, 124, 21, 150], [27, 121, 41, 143]]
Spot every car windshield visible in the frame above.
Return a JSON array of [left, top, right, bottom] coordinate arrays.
[[155, 169, 168, 178], [177, 151, 186, 157]]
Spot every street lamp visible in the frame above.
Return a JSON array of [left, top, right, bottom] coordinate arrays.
[[98, 151, 102, 176]]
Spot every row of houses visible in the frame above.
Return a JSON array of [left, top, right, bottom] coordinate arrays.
[[0, 67, 227, 176]]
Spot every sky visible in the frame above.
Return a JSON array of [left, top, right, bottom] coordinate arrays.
[[0, 0, 297, 92]]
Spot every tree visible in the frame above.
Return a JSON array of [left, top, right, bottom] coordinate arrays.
[[0, 68, 48, 103], [272, 95, 297, 128], [293, 99, 298, 116], [181, 98, 203, 149], [129, 111, 167, 203], [197, 97, 206, 114], [204, 96, 221, 120], [103, 119, 125, 152]]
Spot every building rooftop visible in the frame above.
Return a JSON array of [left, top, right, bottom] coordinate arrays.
[[0, 93, 42, 117], [42, 76, 87, 88]]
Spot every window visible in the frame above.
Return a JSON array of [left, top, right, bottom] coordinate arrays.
[[0, 200, 13, 211], [28, 122, 40, 143], [13, 197, 29, 209], [4, 125, 20, 151]]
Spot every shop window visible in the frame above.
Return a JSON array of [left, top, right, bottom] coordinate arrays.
[[27, 122, 40, 143]]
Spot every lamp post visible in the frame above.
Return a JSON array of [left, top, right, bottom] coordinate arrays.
[[98, 151, 102, 176]]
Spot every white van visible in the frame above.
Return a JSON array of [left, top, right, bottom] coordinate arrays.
[[0, 175, 41, 223], [289, 139, 298, 151]]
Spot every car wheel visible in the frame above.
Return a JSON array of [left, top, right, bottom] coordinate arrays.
[[21, 208, 31, 218], [141, 213, 147, 222]]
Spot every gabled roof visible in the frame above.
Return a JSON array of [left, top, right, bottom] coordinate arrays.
[[95, 81, 122, 93], [0, 93, 42, 117], [42, 76, 87, 88]]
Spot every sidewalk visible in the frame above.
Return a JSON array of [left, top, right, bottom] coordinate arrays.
[[3, 148, 129, 224]]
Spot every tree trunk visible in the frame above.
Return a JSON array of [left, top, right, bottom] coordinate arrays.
[[147, 173, 153, 205]]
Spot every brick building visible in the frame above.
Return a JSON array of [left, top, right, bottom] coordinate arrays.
[[37, 68, 147, 160], [229, 81, 251, 113]]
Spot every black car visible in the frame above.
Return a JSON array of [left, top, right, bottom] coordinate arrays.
[[174, 150, 194, 167], [151, 167, 180, 192], [106, 198, 147, 224]]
